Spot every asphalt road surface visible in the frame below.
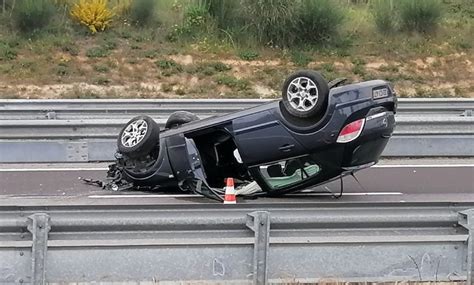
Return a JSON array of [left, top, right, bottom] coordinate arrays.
[[0, 164, 472, 206]]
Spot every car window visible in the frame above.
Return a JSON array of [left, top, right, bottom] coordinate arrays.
[[257, 156, 321, 190]]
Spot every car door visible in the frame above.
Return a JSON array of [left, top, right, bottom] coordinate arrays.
[[232, 110, 305, 166]]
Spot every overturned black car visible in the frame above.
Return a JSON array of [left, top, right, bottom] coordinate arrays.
[[104, 71, 397, 200]]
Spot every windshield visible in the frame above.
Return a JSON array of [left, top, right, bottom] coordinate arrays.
[[257, 156, 321, 190]]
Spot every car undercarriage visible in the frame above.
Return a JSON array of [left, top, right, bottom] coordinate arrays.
[[84, 70, 397, 201]]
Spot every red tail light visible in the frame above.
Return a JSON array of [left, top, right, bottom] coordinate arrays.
[[337, 118, 365, 143]]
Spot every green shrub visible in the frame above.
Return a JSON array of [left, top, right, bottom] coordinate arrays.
[[184, 4, 211, 32], [200, 0, 247, 46], [175, 87, 186, 95], [13, 0, 56, 34], [209, 61, 231, 72], [188, 61, 231, 76], [216, 75, 250, 91], [155, 59, 181, 70], [55, 64, 69, 76], [54, 37, 80, 56], [143, 49, 159, 59], [378, 64, 399, 73], [86, 47, 109, 58], [155, 59, 183, 76], [117, 26, 133, 39], [351, 58, 367, 77], [399, 0, 442, 33], [296, 0, 344, 44], [204, 0, 243, 30], [102, 37, 118, 50], [167, 4, 211, 41], [321, 63, 335, 73], [453, 39, 472, 50], [290, 50, 312, 67], [129, 0, 157, 27], [94, 64, 110, 73], [94, 76, 111, 85], [19, 59, 36, 69], [238, 50, 259, 61], [240, 0, 298, 47], [372, 0, 397, 34], [0, 43, 17, 61], [235, 0, 343, 46], [130, 43, 142, 50]]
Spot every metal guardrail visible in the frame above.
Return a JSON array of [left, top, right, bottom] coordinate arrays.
[[0, 202, 473, 284], [0, 99, 473, 162], [1, 116, 473, 139], [1, 98, 473, 120], [0, 125, 472, 162]]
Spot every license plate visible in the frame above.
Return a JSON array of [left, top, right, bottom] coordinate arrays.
[[373, 88, 389, 99]]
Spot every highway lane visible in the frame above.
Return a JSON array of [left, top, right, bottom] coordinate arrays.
[[0, 165, 472, 203]]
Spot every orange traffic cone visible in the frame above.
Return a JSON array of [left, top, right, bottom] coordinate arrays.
[[224, 178, 237, 204]]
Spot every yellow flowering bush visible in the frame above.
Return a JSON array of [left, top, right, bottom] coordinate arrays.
[[70, 0, 115, 34]]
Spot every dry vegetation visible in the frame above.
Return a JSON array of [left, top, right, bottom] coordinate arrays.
[[0, 0, 472, 99]]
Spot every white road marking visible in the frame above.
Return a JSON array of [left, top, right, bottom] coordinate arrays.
[[0, 168, 107, 172], [0, 164, 473, 172], [89, 194, 200, 198], [88, 192, 403, 199], [373, 164, 474, 168], [293, 192, 403, 196]]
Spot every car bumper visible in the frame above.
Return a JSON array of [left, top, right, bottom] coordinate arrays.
[[342, 111, 395, 168]]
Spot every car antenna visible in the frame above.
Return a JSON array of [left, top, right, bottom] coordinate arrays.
[[350, 171, 369, 193], [331, 176, 344, 199], [331, 171, 367, 199]]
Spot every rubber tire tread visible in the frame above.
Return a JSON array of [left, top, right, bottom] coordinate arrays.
[[165, 111, 200, 129]]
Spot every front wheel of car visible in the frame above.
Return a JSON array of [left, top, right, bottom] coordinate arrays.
[[118, 116, 160, 158], [281, 70, 329, 118]]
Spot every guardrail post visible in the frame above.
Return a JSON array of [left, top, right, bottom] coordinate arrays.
[[27, 213, 51, 285], [459, 209, 474, 285], [246, 211, 270, 285]]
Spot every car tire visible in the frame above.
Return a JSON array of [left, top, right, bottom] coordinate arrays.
[[281, 70, 329, 118], [118, 116, 160, 158], [165, 111, 200, 129]]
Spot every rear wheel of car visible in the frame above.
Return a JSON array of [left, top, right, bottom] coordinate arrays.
[[282, 70, 329, 118], [165, 111, 200, 129], [118, 116, 160, 158]]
